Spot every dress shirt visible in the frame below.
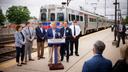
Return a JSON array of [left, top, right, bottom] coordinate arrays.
[[40, 27, 43, 33], [52, 29, 56, 38], [70, 25, 81, 36], [119, 24, 123, 32]]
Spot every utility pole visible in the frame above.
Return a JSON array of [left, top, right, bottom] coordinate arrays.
[[117, 3, 120, 24], [127, 0, 128, 16], [105, 0, 106, 16], [67, 0, 71, 6], [62, 0, 72, 21], [113, 0, 119, 41], [0, 6, 2, 12], [113, 0, 119, 25]]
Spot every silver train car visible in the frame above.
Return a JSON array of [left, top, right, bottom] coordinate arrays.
[[39, 5, 112, 35]]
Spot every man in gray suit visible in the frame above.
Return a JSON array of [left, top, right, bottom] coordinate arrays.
[[23, 22, 35, 63]]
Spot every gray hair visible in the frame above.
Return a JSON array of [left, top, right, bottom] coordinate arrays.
[[94, 40, 105, 54]]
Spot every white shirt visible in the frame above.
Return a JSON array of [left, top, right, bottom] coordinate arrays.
[[70, 24, 81, 36], [52, 29, 56, 38], [63, 27, 67, 37], [119, 24, 123, 32], [40, 27, 43, 33]]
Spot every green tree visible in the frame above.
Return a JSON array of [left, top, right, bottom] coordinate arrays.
[[0, 8, 6, 26], [6, 6, 30, 24]]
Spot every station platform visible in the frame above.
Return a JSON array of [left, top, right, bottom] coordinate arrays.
[[0, 28, 125, 72]]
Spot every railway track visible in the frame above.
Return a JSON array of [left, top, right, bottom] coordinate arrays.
[[0, 48, 37, 63]]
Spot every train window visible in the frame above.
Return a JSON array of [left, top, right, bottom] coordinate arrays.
[[41, 13, 46, 21], [89, 18, 92, 22], [76, 15, 79, 21], [50, 13, 55, 21], [80, 16, 83, 21], [71, 14, 75, 21], [89, 18, 96, 22], [98, 19, 101, 22], [57, 13, 64, 21], [94, 19, 96, 22], [69, 14, 71, 21]]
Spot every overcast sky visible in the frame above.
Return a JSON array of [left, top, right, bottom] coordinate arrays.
[[0, 0, 127, 19]]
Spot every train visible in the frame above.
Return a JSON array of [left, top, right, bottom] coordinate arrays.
[[39, 4, 113, 35]]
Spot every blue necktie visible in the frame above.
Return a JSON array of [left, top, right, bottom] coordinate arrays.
[[64, 28, 66, 37]]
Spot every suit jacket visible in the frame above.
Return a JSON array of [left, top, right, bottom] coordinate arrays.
[[47, 28, 61, 39], [23, 27, 35, 43], [35, 26, 46, 42], [15, 32, 25, 48], [60, 27, 72, 40], [82, 54, 112, 72], [47, 28, 61, 47]]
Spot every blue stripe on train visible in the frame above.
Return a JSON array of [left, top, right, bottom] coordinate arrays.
[[42, 22, 51, 26], [42, 22, 61, 26]]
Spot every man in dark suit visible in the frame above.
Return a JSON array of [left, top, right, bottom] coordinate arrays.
[[116, 21, 126, 48], [82, 40, 112, 72], [35, 21, 46, 60], [47, 22, 61, 65], [60, 21, 72, 62]]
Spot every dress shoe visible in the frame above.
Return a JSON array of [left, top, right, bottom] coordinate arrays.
[[21, 62, 27, 65], [17, 63, 22, 66], [29, 59, 35, 61], [38, 57, 40, 60], [116, 46, 119, 48], [69, 54, 73, 56], [40, 57, 45, 59], [75, 54, 79, 56]]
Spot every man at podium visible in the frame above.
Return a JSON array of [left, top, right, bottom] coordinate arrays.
[[47, 22, 61, 65]]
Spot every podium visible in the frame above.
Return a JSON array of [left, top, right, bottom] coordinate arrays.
[[48, 38, 65, 70]]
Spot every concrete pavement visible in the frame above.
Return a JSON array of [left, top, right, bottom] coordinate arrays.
[[0, 28, 125, 72]]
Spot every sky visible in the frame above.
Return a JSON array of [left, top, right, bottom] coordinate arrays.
[[0, 0, 127, 19]]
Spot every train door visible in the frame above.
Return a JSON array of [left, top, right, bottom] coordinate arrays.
[[40, 8, 47, 22], [84, 14, 88, 34], [96, 17, 99, 31], [50, 13, 55, 21]]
